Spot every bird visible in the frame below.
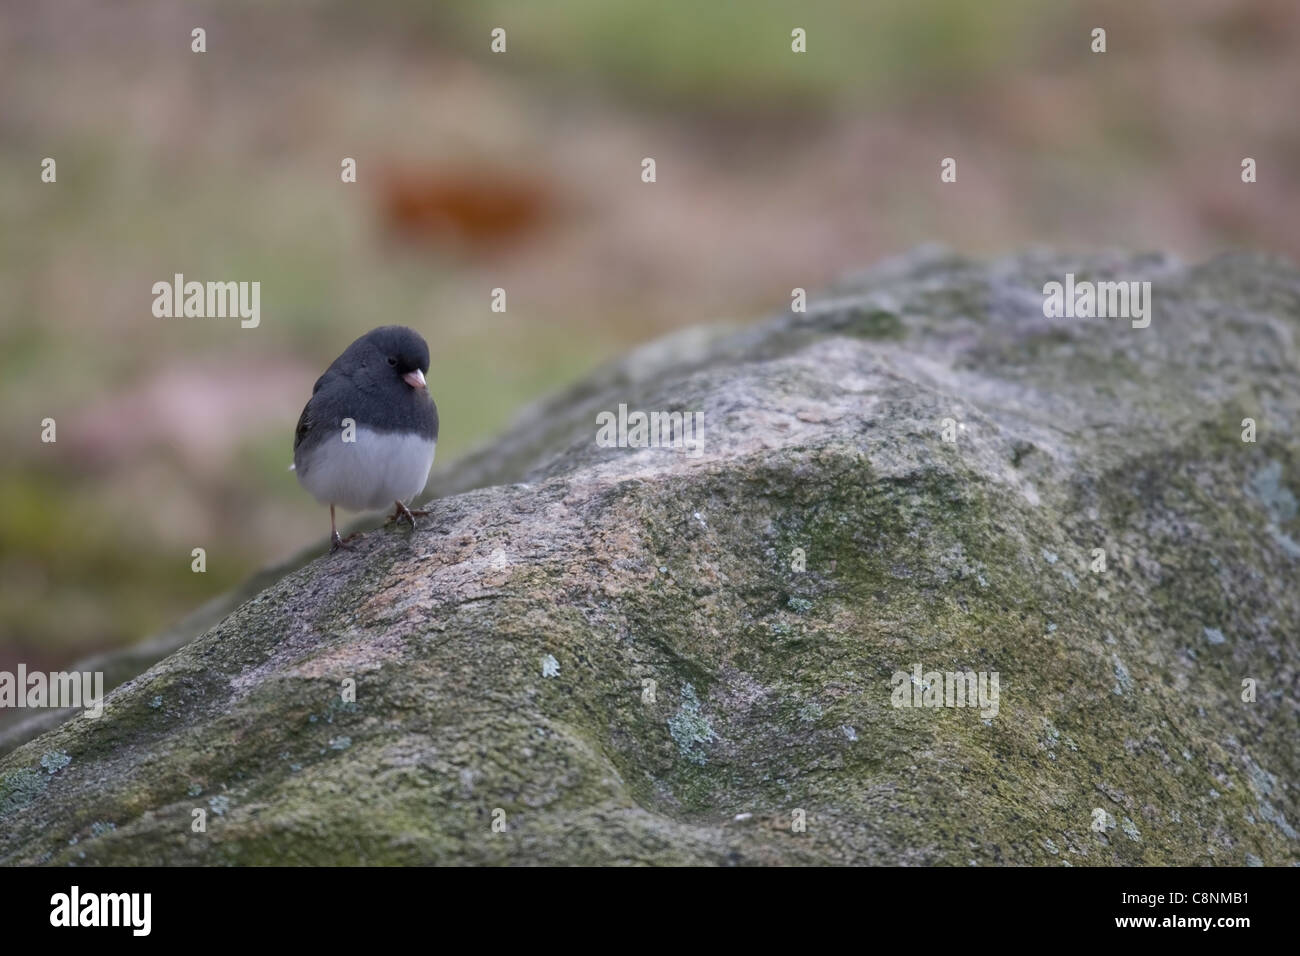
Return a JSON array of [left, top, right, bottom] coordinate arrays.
[[291, 326, 439, 553]]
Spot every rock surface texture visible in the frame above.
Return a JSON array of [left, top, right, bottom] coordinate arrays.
[[3, 248, 1297, 865]]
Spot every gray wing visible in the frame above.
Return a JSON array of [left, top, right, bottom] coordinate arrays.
[[293, 400, 314, 455], [292, 369, 334, 463]]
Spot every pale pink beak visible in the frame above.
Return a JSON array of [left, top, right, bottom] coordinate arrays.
[[403, 369, 427, 390]]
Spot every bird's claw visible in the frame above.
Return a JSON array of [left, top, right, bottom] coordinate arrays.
[[387, 501, 429, 529], [329, 531, 358, 554]]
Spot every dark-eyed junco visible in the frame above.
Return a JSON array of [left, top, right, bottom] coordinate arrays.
[[292, 326, 439, 552]]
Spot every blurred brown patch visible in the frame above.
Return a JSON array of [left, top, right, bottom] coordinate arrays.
[[377, 166, 555, 252]]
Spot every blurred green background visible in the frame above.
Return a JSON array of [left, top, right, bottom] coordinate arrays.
[[1, 0, 1297, 672]]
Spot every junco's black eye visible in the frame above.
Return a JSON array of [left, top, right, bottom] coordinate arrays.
[[387, 357, 398, 367]]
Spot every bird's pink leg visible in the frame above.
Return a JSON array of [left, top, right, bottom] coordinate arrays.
[[388, 500, 429, 528], [329, 504, 357, 553]]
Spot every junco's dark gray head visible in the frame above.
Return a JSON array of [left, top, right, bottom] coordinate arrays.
[[350, 325, 431, 391]]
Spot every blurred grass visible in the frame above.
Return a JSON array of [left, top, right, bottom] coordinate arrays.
[[387, 0, 1044, 109], [0, 472, 246, 663]]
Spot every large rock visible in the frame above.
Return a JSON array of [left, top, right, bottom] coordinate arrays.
[[3, 248, 1297, 865]]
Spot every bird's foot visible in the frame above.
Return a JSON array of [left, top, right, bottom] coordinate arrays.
[[387, 501, 429, 529], [329, 531, 359, 554]]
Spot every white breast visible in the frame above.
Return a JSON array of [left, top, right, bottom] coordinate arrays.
[[297, 427, 436, 512]]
